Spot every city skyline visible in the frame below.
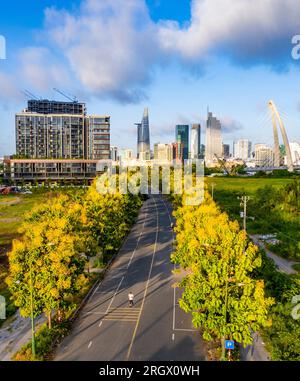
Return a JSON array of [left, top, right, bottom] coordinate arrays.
[[1, 0, 300, 156]]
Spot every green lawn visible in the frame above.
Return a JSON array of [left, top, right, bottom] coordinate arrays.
[[0, 193, 49, 246], [206, 177, 293, 193]]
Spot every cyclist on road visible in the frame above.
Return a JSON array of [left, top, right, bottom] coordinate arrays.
[[128, 292, 134, 307]]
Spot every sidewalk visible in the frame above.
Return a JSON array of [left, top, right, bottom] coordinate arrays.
[[240, 234, 298, 361], [250, 234, 297, 275], [0, 311, 45, 361], [240, 332, 271, 361]]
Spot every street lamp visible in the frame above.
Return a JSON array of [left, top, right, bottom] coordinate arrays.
[[221, 281, 245, 361]]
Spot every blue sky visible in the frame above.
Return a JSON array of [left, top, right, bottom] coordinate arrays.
[[0, 0, 300, 156]]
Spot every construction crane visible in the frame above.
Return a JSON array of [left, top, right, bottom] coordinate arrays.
[[53, 88, 78, 103], [21, 90, 40, 100]]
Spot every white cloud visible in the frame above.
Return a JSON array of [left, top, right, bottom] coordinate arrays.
[[19, 47, 71, 93], [44, 0, 160, 102], [158, 0, 300, 66]]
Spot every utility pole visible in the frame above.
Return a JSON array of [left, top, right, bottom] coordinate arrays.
[[238, 196, 250, 232]]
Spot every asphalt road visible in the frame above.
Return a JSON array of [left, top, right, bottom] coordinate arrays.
[[55, 195, 205, 361]]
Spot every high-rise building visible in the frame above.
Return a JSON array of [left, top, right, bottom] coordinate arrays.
[[171, 142, 183, 162], [110, 146, 118, 161], [233, 139, 252, 160], [175, 125, 189, 160], [86, 116, 110, 160], [119, 149, 134, 162], [255, 144, 274, 167], [16, 100, 110, 160], [289, 141, 300, 165], [222, 144, 230, 158], [154, 143, 172, 162], [190, 124, 201, 159], [137, 108, 150, 161], [205, 112, 222, 164]]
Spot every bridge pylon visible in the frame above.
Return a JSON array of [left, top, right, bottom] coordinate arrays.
[[268, 100, 294, 172]]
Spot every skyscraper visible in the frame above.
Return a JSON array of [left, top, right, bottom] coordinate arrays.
[[175, 125, 189, 160], [205, 112, 222, 164], [190, 124, 201, 159], [137, 108, 150, 160], [233, 139, 252, 160], [255, 144, 274, 167], [154, 143, 172, 162], [222, 144, 230, 158]]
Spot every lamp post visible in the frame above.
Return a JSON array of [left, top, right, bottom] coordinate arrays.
[[221, 281, 245, 361], [28, 256, 36, 359]]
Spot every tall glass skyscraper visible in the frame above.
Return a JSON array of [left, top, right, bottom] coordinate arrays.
[[137, 108, 150, 160], [175, 125, 189, 160]]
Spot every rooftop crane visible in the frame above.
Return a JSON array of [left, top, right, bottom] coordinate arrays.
[[53, 88, 78, 103], [21, 90, 40, 100]]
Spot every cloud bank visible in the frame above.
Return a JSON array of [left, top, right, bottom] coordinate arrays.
[[1, 0, 300, 103]]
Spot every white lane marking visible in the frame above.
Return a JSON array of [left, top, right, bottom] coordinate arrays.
[[161, 198, 176, 332], [126, 196, 159, 360], [99, 321, 103, 327], [105, 276, 124, 314], [172, 333, 175, 341], [88, 341, 92, 349], [90, 204, 148, 299], [127, 207, 148, 269], [174, 328, 198, 332]]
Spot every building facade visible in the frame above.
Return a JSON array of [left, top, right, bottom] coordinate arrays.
[[137, 108, 150, 161], [154, 143, 172, 162], [190, 124, 201, 159], [289, 141, 300, 165], [86, 116, 110, 160], [222, 144, 230, 158], [175, 125, 189, 160], [3, 158, 103, 184], [110, 146, 118, 161], [233, 139, 252, 160], [255, 144, 274, 167], [15, 100, 110, 161], [205, 112, 222, 165]]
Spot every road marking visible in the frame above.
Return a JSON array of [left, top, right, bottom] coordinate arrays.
[[126, 196, 159, 360], [161, 198, 176, 332], [89, 204, 148, 300], [172, 333, 175, 341], [88, 341, 92, 349], [98, 321, 103, 327], [127, 208, 148, 269], [105, 276, 124, 314], [174, 328, 198, 332]]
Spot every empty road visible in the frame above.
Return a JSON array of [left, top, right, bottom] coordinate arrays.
[[55, 195, 205, 361]]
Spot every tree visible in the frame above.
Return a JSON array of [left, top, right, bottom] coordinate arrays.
[[172, 191, 274, 359], [7, 195, 89, 328]]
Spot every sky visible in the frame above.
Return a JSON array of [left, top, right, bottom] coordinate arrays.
[[0, 0, 300, 156]]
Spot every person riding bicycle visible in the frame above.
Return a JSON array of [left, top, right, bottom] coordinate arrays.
[[128, 292, 134, 307]]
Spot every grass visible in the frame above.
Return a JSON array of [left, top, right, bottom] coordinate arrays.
[[0, 193, 50, 246], [206, 177, 299, 261], [206, 177, 293, 193]]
